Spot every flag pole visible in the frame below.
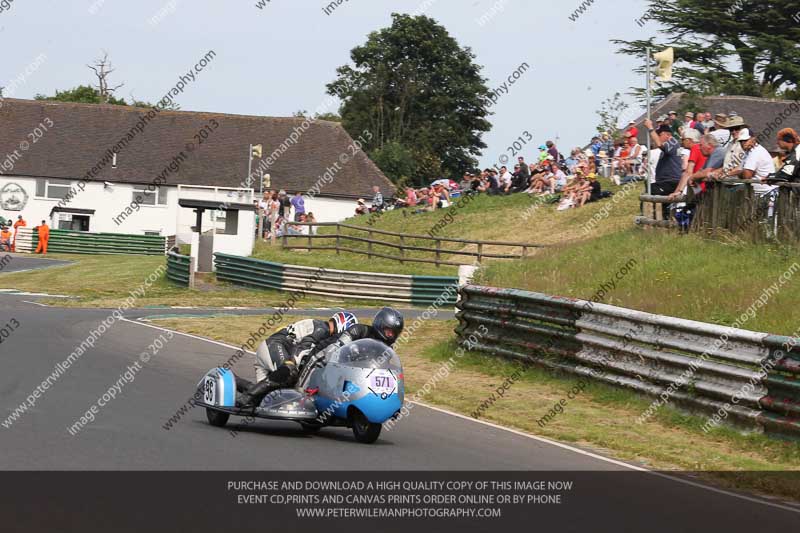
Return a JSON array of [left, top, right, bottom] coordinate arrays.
[[645, 47, 652, 197]]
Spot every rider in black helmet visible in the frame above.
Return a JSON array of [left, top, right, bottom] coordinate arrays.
[[300, 307, 404, 365]]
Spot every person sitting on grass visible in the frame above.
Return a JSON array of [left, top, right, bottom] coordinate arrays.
[[565, 173, 593, 208], [548, 160, 568, 195], [586, 173, 603, 204], [0, 226, 12, 252]]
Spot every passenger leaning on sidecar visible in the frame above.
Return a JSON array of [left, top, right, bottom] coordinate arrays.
[[236, 312, 358, 408]]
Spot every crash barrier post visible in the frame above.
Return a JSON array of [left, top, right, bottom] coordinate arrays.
[[166, 252, 193, 287], [455, 284, 800, 440], [636, 181, 800, 242], [214, 253, 458, 306], [16, 228, 166, 256], [278, 222, 543, 267]]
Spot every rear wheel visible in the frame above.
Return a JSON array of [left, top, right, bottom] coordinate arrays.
[[206, 408, 230, 428], [350, 409, 382, 444]]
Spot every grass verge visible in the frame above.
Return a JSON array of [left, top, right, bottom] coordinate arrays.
[[0, 253, 358, 309], [150, 314, 800, 501], [478, 228, 800, 335]]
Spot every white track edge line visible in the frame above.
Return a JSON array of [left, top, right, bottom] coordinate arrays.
[[120, 317, 800, 514]]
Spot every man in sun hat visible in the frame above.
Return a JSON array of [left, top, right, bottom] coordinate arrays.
[[722, 114, 749, 173]]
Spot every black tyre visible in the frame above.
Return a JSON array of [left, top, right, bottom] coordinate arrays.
[[350, 409, 381, 444], [206, 408, 230, 428]]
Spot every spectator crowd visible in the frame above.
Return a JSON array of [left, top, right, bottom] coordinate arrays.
[[254, 107, 800, 239], [639, 109, 799, 227], [353, 108, 799, 229]]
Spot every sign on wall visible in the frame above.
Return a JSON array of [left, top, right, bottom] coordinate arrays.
[[0, 182, 29, 211]]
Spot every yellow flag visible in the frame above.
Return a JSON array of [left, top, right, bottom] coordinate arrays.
[[252, 144, 263, 158], [653, 48, 674, 82]]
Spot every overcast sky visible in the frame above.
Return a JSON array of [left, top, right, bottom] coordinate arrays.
[[2, 0, 659, 170]]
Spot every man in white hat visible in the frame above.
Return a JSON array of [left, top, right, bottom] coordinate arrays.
[[718, 128, 776, 195]]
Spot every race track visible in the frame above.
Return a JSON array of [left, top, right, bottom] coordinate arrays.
[[1, 291, 799, 528], [0, 293, 613, 470]]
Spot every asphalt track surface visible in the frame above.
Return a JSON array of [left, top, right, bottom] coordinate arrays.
[[0, 253, 70, 274], [1, 258, 799, 529]]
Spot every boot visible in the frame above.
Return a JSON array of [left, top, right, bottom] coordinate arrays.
[[270, 362, 299, 387], [236, 379, 284, 409], [235, 375, 255, 393]]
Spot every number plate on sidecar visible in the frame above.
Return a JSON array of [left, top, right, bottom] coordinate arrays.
[[370, 371, 396, 395]]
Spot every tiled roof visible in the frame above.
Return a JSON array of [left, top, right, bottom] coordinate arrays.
[[0, 98, 395, 198]]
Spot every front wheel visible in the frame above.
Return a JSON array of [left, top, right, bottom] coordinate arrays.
[[350, 409, 382, 444], [206, 408, 230, 427]]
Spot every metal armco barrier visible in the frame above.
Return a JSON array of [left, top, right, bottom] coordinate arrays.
[[215, 253, 458, 306], [15, 228, 166, 256], [456, 285, 800, 439], [166, 252, 193, 287]]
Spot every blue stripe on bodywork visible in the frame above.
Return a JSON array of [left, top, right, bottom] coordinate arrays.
[[218, 368, 235, 407]]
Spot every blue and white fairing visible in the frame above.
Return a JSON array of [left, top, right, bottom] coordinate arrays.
[[199, 367, 237, 407], [307, 339, 404, 424]]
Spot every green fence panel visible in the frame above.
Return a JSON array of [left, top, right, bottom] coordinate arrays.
[[166, 253, 191, 286], [31, 229, 166, 256], [214, 253, 458, 306]]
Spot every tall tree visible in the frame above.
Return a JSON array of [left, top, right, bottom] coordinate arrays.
[[327, 14, 492, 185], [88, 52, 125, 104], [615, 0, 800, 99], [595, 93, 629, 139]]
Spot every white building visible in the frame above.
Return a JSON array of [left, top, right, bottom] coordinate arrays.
[[0, 98, 395, 236]]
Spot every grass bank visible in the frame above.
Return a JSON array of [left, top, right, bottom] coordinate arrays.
[[477, 228, 800, 335], [253, 180, 639, 277], [150, 313, 800, 501]]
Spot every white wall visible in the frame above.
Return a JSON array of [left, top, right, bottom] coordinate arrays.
[[0, 175, 361, 239], [0, 175, 178, 235], [302, 196, 360, 223]]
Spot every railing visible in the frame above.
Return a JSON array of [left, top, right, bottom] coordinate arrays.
[[166, 252, 193, 287], [278, 222, 544, 267], [455, 284, 800, 439], [14, 228, 167, 256], [215, 253, 458, 306], [637, 180, 800, 242]]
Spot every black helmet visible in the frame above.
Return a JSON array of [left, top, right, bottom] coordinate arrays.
[[372, 307, 404, 346]]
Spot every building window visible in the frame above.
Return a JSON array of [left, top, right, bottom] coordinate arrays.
[[35, 178, 73, 200], [132, 186, 167, 206]]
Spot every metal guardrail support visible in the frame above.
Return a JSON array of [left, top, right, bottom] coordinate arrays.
[[166, 252, 192, 287], [455, 284, 800, 439], [214, 253, 458, 306], [16, 228, 166, 256]]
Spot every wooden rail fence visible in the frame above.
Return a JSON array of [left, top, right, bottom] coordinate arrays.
[[637, 180, 800, 242], [279, 222, 544, 267]]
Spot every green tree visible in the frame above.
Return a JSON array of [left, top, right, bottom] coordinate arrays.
[[35, 85, 128, 105], [615, 0, 800, 99], [327, 13, 492, 185], [293, 109, 341, 121]]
